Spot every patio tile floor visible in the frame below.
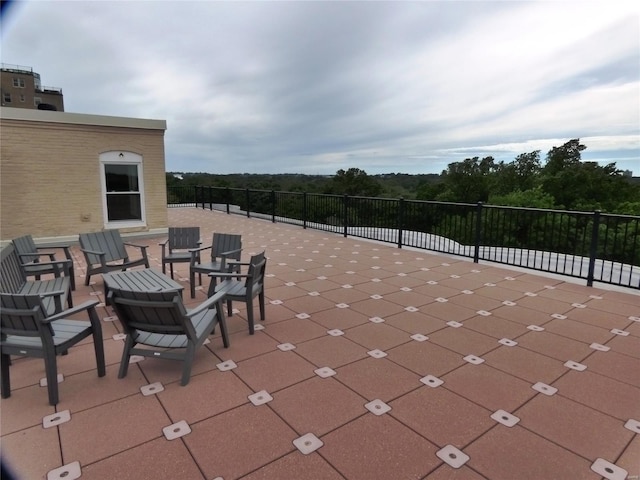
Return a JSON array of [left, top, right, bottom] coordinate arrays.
[[1, 207, 639, 479]]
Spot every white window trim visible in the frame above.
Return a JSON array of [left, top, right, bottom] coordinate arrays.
[[99, 151, 147, 228]]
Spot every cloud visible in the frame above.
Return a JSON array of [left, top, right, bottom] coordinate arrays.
[[2, 0, 638, 175]]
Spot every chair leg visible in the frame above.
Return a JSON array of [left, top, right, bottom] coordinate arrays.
[[217, 308, 230, 348], [190, 270, 196, 298], [170, 263, 175, 279], [89, 309, 106, 377], [43, 351, 59, 406], [180, 343, 196, 386], [259, 291, 266, 321], [1, 352, 11, 399], [227, 299, 233, 317], [118, 335, 135, 379], [247, 299, 255, 335], [162, 261, 167, 275]]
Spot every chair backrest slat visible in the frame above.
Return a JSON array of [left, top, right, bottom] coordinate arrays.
[[168, 227, 200, 251], [247, 251, 267, 291], [0, 293, 51, 336], [212, 233, 242, 261], [12, 235, 39, 264], [0, 244, 27, 293], [79, 230, 128, 264]]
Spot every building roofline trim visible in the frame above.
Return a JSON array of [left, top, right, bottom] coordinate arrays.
[[0, 107, 166, 130]]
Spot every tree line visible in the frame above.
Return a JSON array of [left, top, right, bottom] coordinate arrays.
[[167, 139, 639, 214]]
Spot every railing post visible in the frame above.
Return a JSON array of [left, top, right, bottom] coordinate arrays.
[[303, 192, 308, 229], [397, 197, 405, 249], [208, 186, 213, 210], [586, 210, 601, 287], [225, 187, 230, 214], [473, 202, 483, 263], [343, 194, 349, 238], [271, 190, 276, 223], [246, 188, 251, 218]]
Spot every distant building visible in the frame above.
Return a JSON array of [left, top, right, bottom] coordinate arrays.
[[0, 63, 64, 111]]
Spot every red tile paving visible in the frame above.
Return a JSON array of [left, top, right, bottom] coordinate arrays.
[[2, 207, 639, 480]]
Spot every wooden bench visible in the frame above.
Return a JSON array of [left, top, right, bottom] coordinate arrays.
[[0, 243, 72, 314]]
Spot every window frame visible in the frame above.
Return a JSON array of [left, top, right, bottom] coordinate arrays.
[[99, 151, 147, 228]]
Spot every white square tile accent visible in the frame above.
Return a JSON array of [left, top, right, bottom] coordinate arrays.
[[590, 343, 610, 352], [179, 277, 189, 282], [499, 338, 518, 347], [270, 299, 283, 305], [611, 329, 629, 336], [285, 282, 296, 287], [527, 325, 545, 332], [103, 315, 118, 322], [327, 329, 344, 336], [491, 409, 520, 427], [40, 373, 64, 387], [372, 278, 381, 282], [342, 284, 353, 289], [464, 355, 485, 365], [477, 310, 491, 316], [278, 343, 296, 351], [462, 290, 474, 295], [590, 458, 628, 480], [367, 349, 387, 359], [551, 313, 567, 320], [89, 291, 101, 296], [47, 461, 81, 480], [532, 382, 558, 396], [254, 324, 265, 331], [441, 262, 450, 266], [504, 276, 516, 281], [420, 375, 444, 388], [112, 333, 126, 341], [43, 410, 71, 429], [502, 300, 516, 306], [365, 399, 391, 415], [370, 294, 383, 300], [400, 287, 412, 292], [427, 280, 438, 285], [315, 367, 337, 378], [544, 285, 556, 289], [248, 390, 273, 406], [217, 360, 237, 371], [129, 355, 144, 364], [571, 303, 586, 309], [436, 445, 469, 469], [405, 306, 419, 312], [369, 316, 385, 323], [589, 294, 602, 299], [564, 360, 587, 371], [293, 433, 324, 455], [335, 303, 350, 309], [629, 316, 640, 322], [450, 274, 460, 279], [447, 321, 463, 328], [296, 313, 310, 319], [371, 266, 381, 270], [346, 271, 355, 274], [140, 382, 164, 396], [308, 291, 320, 296], [471, 269, 481, 273], [203, 338, 211, 345], [524, 292, 538, 297], [624, 419, 640, 434], [411, 334, 428, 342], [484, 283, 496, 287], [435, 297, 448, 303], [163, 420, 191, 440]]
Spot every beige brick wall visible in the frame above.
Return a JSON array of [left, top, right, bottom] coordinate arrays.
[[0, 108, 168, 243]]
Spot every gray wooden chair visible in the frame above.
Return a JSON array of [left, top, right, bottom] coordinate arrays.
[[79, 229, 150, 286], [109, 288, 229, 386], [12, 234, 76, 290], [0, 294, 105, 406], [160, 227, 201, 279], [189, 233, 242, 298], [209, 251, 267, 335]]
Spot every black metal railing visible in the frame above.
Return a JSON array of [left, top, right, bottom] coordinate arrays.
[[168, 186, 640, 289]]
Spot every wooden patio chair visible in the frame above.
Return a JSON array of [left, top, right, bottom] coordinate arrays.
[[0, 294, 105, 406], [109, 288, 229, 386], [12, 234, 76, 290], [79, 229, 150, 286], [160, 227, 201, 279], [209, 251, 267, 335], [189, 233, 242, 298]]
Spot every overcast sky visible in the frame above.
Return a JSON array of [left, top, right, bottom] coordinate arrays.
[[2, 1, 639, 175]]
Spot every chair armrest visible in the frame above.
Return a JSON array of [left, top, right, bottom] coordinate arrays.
[[81, 247, 105, 256], [123, 242, 148, 253], [18, 252, 56, 262], [187, 290, 226, 317], [220, 248, 243, 257], [208, 272, 250, 279], [45, 300, 100, 322], [159, 239, 169, 246], [38, 289, 68, 298], [189, 244, 212, 253], [36, 244, 73, 261]]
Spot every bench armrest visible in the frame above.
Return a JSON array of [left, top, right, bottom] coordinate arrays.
[[45, 300, 100, 323]]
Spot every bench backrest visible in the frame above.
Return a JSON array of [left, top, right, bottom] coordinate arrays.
[[79, 230, 128, 265], [0, 292, 51, 338], [168, 227, 200, 252], [12, 234, 39, 264], [0, 244, 26, 294]]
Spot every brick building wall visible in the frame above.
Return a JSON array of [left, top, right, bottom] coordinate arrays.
[[0, 107, 168, 243]]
